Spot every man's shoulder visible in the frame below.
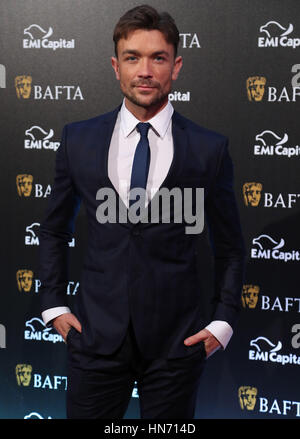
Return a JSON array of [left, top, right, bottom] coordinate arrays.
[[173, 111, 227, 144], [64, 106, 121, 133]]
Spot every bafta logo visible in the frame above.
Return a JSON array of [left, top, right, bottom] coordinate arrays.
[[238, 386, 258, 411], [16, 174, 33, 197], [16, 364, 32, 387], [242, 285, 260, 309], [243, 182, 262, 207], [246, 76, 266, 101], [16, 270, 33, 292], [15, 75, 32, 99]]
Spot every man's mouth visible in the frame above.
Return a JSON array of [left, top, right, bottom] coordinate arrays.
[[136, 84, 155, 88], [132, 80, 158, 90]]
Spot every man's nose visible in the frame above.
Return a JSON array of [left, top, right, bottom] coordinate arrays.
[[137, 58, 153, 77]]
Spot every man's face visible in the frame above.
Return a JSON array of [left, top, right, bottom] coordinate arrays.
[[111, 29, 182, 112]]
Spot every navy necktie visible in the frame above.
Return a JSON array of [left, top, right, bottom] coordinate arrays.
[[129, 122, 151, 208]]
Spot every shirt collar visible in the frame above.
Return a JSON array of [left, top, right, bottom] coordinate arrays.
[[120, 98, 174, 139]]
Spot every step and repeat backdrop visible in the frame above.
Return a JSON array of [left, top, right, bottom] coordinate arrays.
[[1, 0, 299, 419]]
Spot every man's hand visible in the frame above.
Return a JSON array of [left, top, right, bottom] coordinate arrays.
[[184, 329, 221, 358], [52, 312, 82, 342]]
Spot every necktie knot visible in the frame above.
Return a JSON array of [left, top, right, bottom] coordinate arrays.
[[136, 122, 151, 138]]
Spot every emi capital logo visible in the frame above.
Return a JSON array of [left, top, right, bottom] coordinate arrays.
[[23, 24, 75, 50], [24, 126, 60, 151], [250, 234, 300, 262], [15, 75, 84, 100], [24, 317, 64, 344], [253, 130, 300, 158], [24, 221, 75, 247], [248, 328, 300, 367], [258, 21, 300, 48], [238, 386, 300, 417]]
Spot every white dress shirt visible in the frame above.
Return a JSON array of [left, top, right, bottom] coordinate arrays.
[[42, 99, 233, 350]]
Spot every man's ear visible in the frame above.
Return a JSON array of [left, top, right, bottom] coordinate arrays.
[[111, 57, 120, 80], [171, 56, 183, 81]]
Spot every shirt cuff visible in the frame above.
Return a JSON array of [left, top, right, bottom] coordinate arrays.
[[42, 306, 71, 326], [205, 320, 233, 350]]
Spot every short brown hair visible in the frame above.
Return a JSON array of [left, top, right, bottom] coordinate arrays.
[[113, 4, 180, 57]]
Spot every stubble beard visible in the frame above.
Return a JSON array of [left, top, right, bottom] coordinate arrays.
[[122, 80, 171, 109]]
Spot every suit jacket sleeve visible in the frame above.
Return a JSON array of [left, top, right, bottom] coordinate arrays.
[[205, 137, 245, 329], [38, 124, 81, 313]]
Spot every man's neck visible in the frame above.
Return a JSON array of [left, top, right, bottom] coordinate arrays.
[[124, 97, 169, 122]]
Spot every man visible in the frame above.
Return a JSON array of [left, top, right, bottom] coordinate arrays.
[[39, 5, 245, 419]]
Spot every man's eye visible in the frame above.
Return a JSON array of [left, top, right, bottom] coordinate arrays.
[[126, 56, 137, 61]]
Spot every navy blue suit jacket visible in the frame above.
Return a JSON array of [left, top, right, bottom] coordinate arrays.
[[38, 106, 245, 360]]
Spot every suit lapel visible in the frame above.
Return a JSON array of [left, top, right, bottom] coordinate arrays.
[[97, 105, 134, 228], [164, 110, 188, 189], [98, 105, 121, 184]]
